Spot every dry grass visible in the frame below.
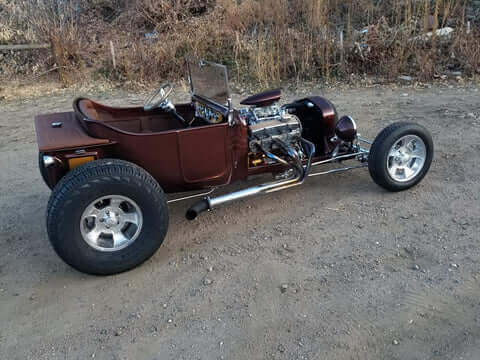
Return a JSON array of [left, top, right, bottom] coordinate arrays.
[[1, 0, 479, 86]]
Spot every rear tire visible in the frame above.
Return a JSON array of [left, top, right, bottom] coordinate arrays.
[[368, 122, 433, 191], [46, 159, 169, 275]]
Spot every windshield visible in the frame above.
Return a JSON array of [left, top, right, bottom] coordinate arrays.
[[187, 58, 230, 106]]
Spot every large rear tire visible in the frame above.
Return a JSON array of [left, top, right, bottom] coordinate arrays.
[[46, 159, 169, 275], [368, 122, 433, 191]]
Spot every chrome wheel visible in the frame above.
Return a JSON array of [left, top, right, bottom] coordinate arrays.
[[80, 195, 143, 252], [387, 135, 426, 182]]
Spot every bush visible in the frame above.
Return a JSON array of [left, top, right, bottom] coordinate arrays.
[[2, 0, 479, 86]]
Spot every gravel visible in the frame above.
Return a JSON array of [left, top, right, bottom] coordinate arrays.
[[0, 83, 479, 360]]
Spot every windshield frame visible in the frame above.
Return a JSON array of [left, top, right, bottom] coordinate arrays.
[[187, 58, 231, 109]]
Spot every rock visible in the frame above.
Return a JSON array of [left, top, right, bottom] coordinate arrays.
[[128, 312, 141, 319], [167, 318, 173, 323], [398, 75, 413, 82], [401, 93, 409, 97], [450, 263, 459, 269], [392, 339, 399, 345], [207, 266, 213, 272], [280, 284, 288, 293], [412, 264, 420, 271], [282, 244, 295, 253], [114, 330, 122, 336], [203, 278, 213, 285], [100, 329, 107, 335], [467, 113, 475, 118], [278, 344, 286, 353]]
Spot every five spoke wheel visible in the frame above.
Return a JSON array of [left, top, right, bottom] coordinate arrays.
[[386, 135, 426, 182], [80, 195, 143, 252]]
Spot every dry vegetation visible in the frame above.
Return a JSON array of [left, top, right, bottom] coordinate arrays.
[[0, 0, 479, 87]]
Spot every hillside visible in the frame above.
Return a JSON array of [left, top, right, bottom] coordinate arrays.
[[1, 0, 479, 87]]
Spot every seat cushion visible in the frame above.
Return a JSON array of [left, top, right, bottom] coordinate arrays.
[[78, 99, 99, 120]]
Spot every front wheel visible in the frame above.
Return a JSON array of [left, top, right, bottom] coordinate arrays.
[[368, 122, 433, 191], [46, 159, 169, 275]]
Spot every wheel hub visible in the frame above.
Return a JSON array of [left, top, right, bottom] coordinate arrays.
[[394, 150, 410, 165], [101, 209, 120, 228]]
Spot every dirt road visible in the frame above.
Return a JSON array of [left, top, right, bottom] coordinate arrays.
[[1, 84, 479, 360]]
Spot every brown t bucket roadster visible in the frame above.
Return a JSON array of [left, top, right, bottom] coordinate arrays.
[[35, 59, 433, 275]]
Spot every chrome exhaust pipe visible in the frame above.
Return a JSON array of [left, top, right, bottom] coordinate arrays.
[[186, 139, 315, 220]]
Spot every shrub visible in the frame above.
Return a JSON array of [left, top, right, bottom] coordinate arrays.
[[2, 0, 479, 85]]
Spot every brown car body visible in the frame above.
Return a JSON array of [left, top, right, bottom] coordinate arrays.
[[35, 93, 340, 193]]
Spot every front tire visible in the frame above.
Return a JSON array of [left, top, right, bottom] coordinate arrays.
[[46, 159, 169, 275], [368, 122, 433, 191]]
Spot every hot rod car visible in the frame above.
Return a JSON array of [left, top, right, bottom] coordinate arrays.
[[35, 59, 433, 275]]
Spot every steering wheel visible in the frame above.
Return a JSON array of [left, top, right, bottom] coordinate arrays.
[[144, 82, 173, 111]]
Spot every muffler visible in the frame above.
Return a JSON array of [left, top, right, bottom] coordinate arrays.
[[186, 139, 314, 220]]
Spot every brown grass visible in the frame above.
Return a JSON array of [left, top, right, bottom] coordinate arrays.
[[1, 0, 479, 86]]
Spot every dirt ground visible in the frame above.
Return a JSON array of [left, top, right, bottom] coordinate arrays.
[[0, 82, 479, 360]]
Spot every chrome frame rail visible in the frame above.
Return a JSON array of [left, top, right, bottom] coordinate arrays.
[[309, 164, 368, 177], [357, 136, 373, 145], [310, 150, 368, 167], [167, 188, 216, 204]]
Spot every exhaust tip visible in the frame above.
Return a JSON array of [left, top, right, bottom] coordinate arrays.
[[185, 209, 198, 221], [185, 199, 210, 221]]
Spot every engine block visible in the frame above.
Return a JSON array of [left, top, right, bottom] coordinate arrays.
[[240, 106, 302, 153]]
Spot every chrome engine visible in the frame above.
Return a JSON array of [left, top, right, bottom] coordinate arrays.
[[239, 106, 303, 154]]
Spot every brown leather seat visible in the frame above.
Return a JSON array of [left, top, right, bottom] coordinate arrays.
[[77, 99, 100, 120], [74, 98, 190, 134], [240, 89, 281, 107]]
